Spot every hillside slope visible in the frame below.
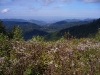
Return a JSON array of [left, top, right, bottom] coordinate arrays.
[[2, 21, 48, 40], [45, 18, 100, 40], [23, 29, 48, 40], [28, 19, 47, 26], [48, 20, 90, 31], [3, 21, 41, 31]]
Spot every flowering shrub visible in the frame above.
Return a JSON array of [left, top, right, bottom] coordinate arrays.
[[0, 30, 100, 75]]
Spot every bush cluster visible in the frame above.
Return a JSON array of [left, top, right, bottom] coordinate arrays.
[[0, 34, 100, 75]]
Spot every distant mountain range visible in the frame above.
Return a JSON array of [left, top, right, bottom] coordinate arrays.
[[2, 19, 28, 22], [65, 19, 81, 22], [1, 18, 96, 40], [1, 19, 49, 40], [28, 20, 47, 26], [2, 19, 47, 26], [2, 21, 41, 31], [47, 19, 93, 31], [64, 19, 94, 22], [45, 18, 100, 40]]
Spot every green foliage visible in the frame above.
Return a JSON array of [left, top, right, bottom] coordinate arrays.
[[0, 20, 6, 34], [24, 63, 47, 75], [12, 25, 23, 41], [95, 28, 100, 41], [6, 31, 14, 40], [0, 33, 12, 75], [32, 36, 44, 42], [0, 33, 12, 57], [23, 29, 48, 40], [0, 36, 100, 75]]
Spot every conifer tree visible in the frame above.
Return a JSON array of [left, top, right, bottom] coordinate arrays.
[[0, 20, 6, 34], [12, 25, 23, 41]]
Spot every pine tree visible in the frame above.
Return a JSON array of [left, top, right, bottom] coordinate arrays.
[[0, 20, 6, 34], [12, 25, 23, 41]]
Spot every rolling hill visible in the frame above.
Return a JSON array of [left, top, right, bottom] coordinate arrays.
[[1, 19, 28, 22], [45, 18, 100, 40], [28, 19, 47, 26], [23, 29, 48, 40], [2, 20, 48, 40], [2, 21, 42, 31], [47, 19, 92, 31]]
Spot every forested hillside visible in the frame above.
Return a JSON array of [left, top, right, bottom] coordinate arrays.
[[45, 18, 100, 40], [2, 21, 48, 40], [47, 19, 92, 31], [3, 21, 41, 31], [23, 29, 48, 40]]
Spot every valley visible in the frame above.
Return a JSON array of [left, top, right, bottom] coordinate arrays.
[[2, 18, 95, 40]]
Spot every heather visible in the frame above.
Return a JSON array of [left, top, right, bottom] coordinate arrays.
[[0, 32, 100, 75]]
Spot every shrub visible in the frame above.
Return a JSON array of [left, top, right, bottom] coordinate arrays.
[[95, 28, 100, 41], [12, 26, 23, 41]]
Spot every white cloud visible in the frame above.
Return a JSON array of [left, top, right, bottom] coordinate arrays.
[[1, 8, 10, 13]]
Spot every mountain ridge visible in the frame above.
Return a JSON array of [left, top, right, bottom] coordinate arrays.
[[45, 18, 100, 40]]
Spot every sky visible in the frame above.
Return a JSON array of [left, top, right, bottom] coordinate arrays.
[[0, 0, 100, 22]]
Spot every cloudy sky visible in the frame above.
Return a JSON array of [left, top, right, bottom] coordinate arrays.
[[0, 0, 100, 22]]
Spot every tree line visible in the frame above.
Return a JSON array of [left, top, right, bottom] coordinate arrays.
[[0, 20, 23, 41]]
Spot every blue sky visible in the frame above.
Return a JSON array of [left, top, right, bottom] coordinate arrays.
[[0, 0, 100, 22]]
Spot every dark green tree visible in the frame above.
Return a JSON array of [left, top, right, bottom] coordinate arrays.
[[0, 20, 6, 34]]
